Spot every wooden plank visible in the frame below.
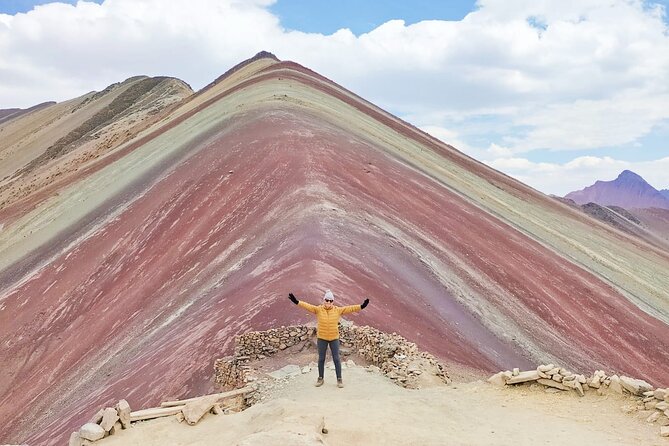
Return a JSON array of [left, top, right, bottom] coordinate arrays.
[[130, 405, 185, 422], [160, 386, 254, 408], [506, 370, 540, 384]]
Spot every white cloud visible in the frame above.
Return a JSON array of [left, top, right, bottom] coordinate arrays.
[[0, 0, 668, 195]]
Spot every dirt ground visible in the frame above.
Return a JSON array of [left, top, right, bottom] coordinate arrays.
[[98, 363, 665, 446]]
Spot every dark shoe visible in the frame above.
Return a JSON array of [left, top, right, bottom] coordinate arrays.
[[315, 378, 324, 387], [337, 379, 344, 388]]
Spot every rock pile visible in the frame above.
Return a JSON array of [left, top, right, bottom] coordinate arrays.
[[68, 399, 130, 446], [215, 325, 315, 387], [489, 364, 669, 438], [339, 324, 451, 388], [68, 388, 255, 445], [214, 322, 450, 391]]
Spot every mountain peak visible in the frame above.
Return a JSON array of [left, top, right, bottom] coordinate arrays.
[[565, 170, 669, 209], [616, 170, 645, 183]]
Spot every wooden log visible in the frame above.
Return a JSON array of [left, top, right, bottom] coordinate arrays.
[[129, 405, 185, 422], [506, 370, 540, 384], [160, 386, 254, 408]]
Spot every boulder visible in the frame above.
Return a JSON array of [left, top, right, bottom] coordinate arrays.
[[109, 421, 122, 436], [645, 401, 658, 410], [538, 364, 555, 372], [547, 367, 561, 376], [100, 407, 119, 432], [620, 376, 653, 396], [655, 389, 667, 401], [512, 368, 520, 376], [609, 375, 623, 394], [506, 370, 540, 384], [661, 426, 669, 437], [656, 401, 669, 411], [552, 374, 564, 383], [69, 432, 82, 446], [487, 371, 509, 387], [89, 409, 104, 425], [589, 376, 601, 388], [115, 399, 131, 429], [79, 423, 105, 441], [660, 415, 669, 426], [183, 395, 221, 425], [562, 379, 584, 396], [647, 412, 660, 423], [538, 378, 568, 391]]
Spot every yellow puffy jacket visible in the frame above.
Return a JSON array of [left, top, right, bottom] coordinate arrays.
[[298, 301, 361, 341]]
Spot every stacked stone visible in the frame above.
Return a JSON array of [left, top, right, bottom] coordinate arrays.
[[68, 400, 131, 446], [214, 322, 451, 392], [488, 365, 669, 438], [233, 325, 315, 359], [214, 356, 247, 388], [215, 325, 315, 389], [642, 387, 669, 435], [339, 324, 450, 388]]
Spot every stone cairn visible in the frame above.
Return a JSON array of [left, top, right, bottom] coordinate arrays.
[[489, 364, 669, 438], [215, 322, 451, 394]]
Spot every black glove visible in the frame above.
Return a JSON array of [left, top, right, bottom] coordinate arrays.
[[288, 293, 299, 305], [361, 298, 369, 309]]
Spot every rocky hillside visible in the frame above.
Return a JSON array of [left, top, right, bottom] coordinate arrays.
[[0, 76, 192, 212]]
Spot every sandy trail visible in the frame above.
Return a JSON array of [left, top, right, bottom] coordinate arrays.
[[98, 365, 663, 446]]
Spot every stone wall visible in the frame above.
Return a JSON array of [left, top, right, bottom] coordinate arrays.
[[214, 322, 450, 390]]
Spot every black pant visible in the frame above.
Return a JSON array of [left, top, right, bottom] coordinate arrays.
[[317, 338, 341, 379]]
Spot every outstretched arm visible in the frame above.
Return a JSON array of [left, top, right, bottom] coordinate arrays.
[[289, 292, 318, 314], [340, 298, 369, 314]]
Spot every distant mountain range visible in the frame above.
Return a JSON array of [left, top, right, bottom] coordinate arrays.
[[0, 102, 55, 125], [565, 170, 669, 210]]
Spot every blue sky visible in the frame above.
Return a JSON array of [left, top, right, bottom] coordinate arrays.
[[270, 0, 474, 35], [0, 0, 668, 194]]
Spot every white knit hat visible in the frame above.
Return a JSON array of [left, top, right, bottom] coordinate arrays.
[[324, 289, 334, 301]]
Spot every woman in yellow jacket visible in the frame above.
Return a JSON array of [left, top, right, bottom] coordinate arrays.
[[289, 289, 369, 388]]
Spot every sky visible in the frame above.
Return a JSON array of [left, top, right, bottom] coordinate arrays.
[[0, 0, 668, 195]]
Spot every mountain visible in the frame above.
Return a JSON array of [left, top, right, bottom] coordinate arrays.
[[551, 196, 669, 252], [661, 189, 669, 200], [1, 53, 668, 445], [565, 170, 669, 209], [0, 102, 56, 125]]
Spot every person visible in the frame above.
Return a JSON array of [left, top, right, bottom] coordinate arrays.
[[288, 289, 369, 388]]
